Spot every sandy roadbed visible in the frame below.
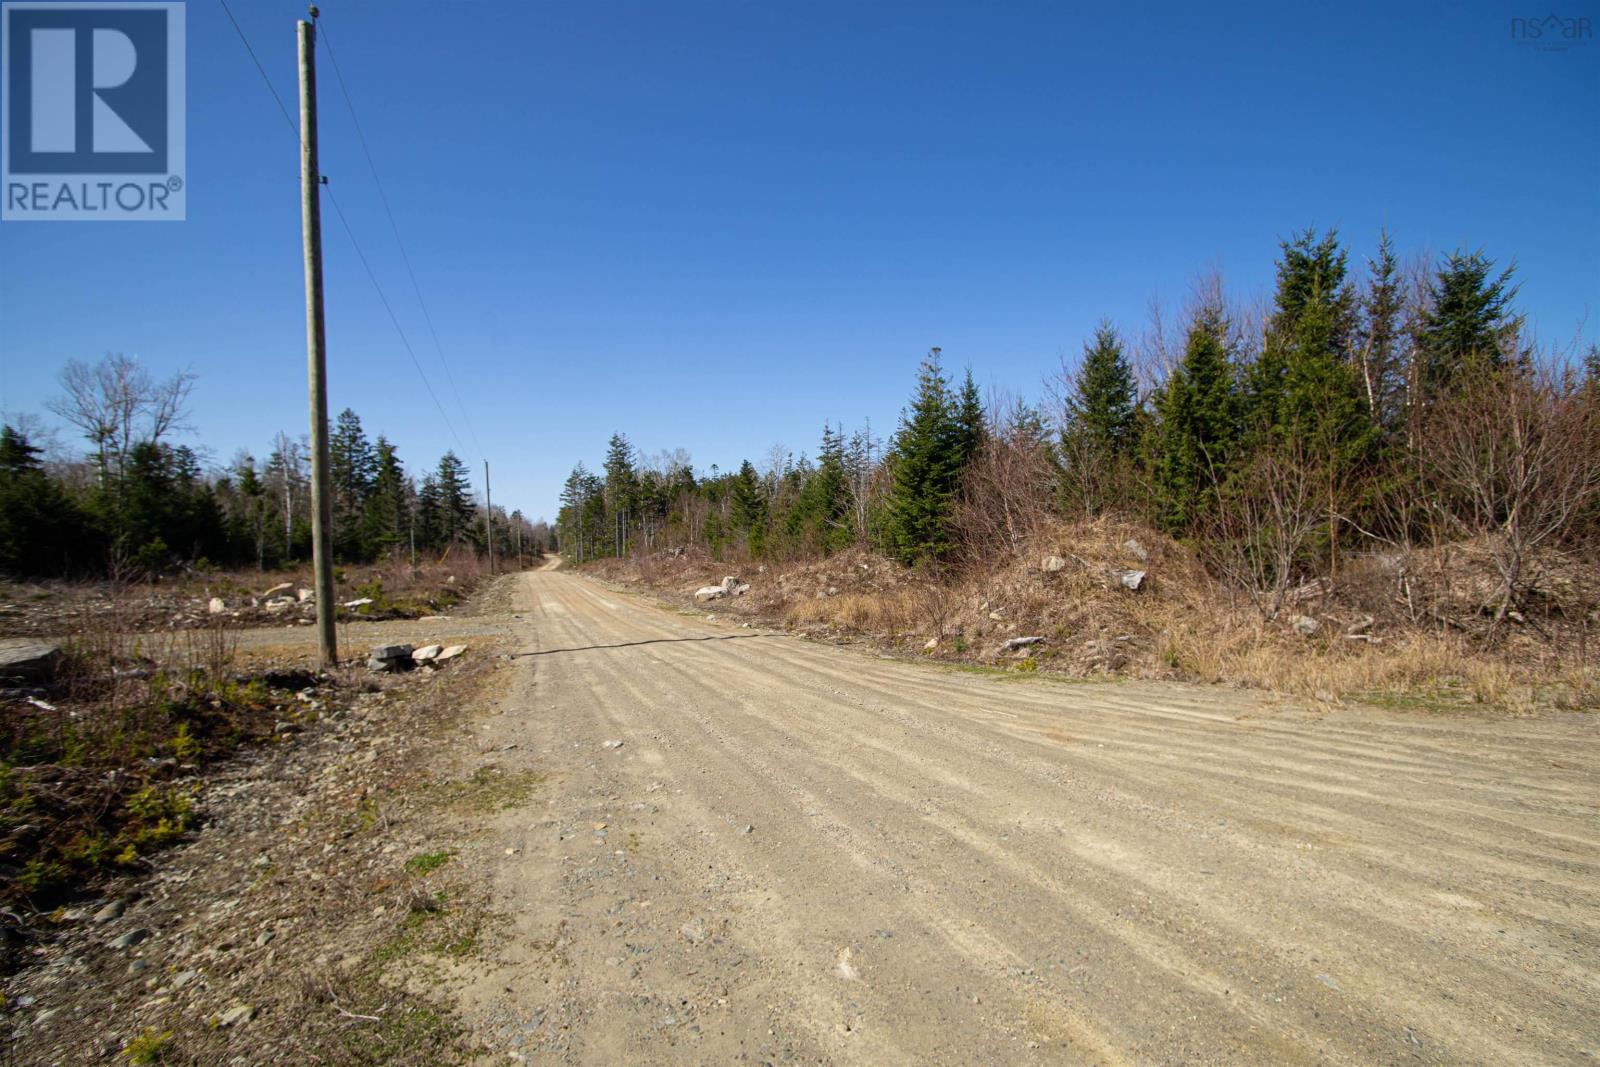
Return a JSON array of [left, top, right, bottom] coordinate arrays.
[[427, 569, 1600, 1064]]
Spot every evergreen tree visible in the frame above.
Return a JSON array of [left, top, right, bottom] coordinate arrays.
[[330, 408, 378, 558], [729, 460, 767, 557], [885, 350, 965, 564], [1418, 250, 1520, 392], [1061, 322, 1137, 515], [360, 437, 408, 557], [1246, 228, 1354, 432], [1067, 321, 1136, 451], [0, 425, 94, 575], [1154, 305, 1238, 533], [602, 433, 638, 555], [435, 451, 474, 544], [1358, 229, 1406, 433], [953, 369, 986, 470], [416, 475, 443, 551]]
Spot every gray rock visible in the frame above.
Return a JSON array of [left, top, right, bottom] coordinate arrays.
[[435, 645, 467, 663], [601, 739, 624, 750], [207, 597, 226, 615], [217, 1004, 255, 1028], [109, 928, 152, 950], [263, 596, 295, 614], [412, 644, 443, 663], [92, 900, 125, 924], [1040, 555, 1067, 573], [1289, 614, 1321, 637], [694, 586, 726, 602], [369, 644, 413, 662], [1002, 636, 1045, 652], [297, 587, 315, 602], [0, 639, 61, 682], [1122, 539, 1149, 562], [1118, 570, 1146, 591]]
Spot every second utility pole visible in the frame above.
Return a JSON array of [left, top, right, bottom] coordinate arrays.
[[299, 14, 337, 669], [484, 460, 495, 576]]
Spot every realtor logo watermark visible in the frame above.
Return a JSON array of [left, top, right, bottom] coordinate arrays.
[[1511, 13, 1593, 51], [2, 1, 184, 220]]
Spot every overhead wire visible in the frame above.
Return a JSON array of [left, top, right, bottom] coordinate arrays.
[[215, 0, 474, 466]]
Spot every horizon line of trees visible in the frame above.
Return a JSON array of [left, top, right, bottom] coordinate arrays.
[[1, 355, 551, 577], [557, 229, 1600, 622]]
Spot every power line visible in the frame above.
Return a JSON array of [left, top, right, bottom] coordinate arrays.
[[317, 18, 485, 461], [216, 0, 474, 465]]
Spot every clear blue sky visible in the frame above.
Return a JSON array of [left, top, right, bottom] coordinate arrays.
[[2, 0, 1597, 520]]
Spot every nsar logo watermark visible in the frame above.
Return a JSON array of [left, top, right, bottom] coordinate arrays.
[[2, 1, 185, 221], [1510, 13, 1593, 51]]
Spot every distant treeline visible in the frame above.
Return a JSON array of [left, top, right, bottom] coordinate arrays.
[[558, 229, 1600, 620], [1, 356, 549, 577]]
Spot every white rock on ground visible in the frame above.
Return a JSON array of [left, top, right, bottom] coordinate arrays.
[[208, 597, 226, 614], [435, 645, 467, 664], [412, 644, 443, 663], [695, 586, 726, 602], [1002, 636, 1045, 652], [1119, 570, 1146, 591], [1041, 555, 1066, 572]]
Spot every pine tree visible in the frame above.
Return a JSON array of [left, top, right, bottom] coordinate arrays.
[[603, 433, 638, 555], [330, 408, 378, 558], [1357, 229, 1406, 433], [1418, 250, 1520, 392], [1154, 305, 1238, 533], [954, 369, 986, 470], [435, 451, 474, 545], [360, 437, 407, 558], [0, 425, 93, 575], [1245, 229, 1354, 432], [1061, 321, 1137, 515], [885, 350, 965, 564], [729, 460, 767, 557]]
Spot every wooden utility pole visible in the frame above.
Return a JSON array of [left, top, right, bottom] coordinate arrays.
[[299, 15, 336, 668], [484, 460, 495, 575]]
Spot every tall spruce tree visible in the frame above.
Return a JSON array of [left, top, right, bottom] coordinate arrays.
[[435, 451, 474, 545], [329, 408, 378, 558], [729, 460, 767, 557], [1418, 250, 1520, 392], [360, 437, 408, 557], [885, 350, 965, 564], [1061, 321, 1137, 516], [1358, 229, 1406, 433], [1154, 305, 1238, 533]]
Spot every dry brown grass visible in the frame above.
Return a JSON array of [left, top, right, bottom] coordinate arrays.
[[587, 520, 1599, 715]]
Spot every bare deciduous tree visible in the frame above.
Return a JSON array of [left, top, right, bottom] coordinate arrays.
[[1419, 358, 1600, 620], [1203, 438, 1323, 621], [48, 352, 195, 482]]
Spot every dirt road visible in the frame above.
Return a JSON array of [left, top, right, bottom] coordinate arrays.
[[439, 567, 1598, 1065]]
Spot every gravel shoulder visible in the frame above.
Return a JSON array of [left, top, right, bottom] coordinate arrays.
[[443, 568, 1599, 1065]]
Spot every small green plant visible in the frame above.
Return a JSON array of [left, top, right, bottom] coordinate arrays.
[[169, 723, 200, 760], [1016, 657, 1039, 673], [123, 1028, 175, 1065], [405, 850, 453, 875]]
